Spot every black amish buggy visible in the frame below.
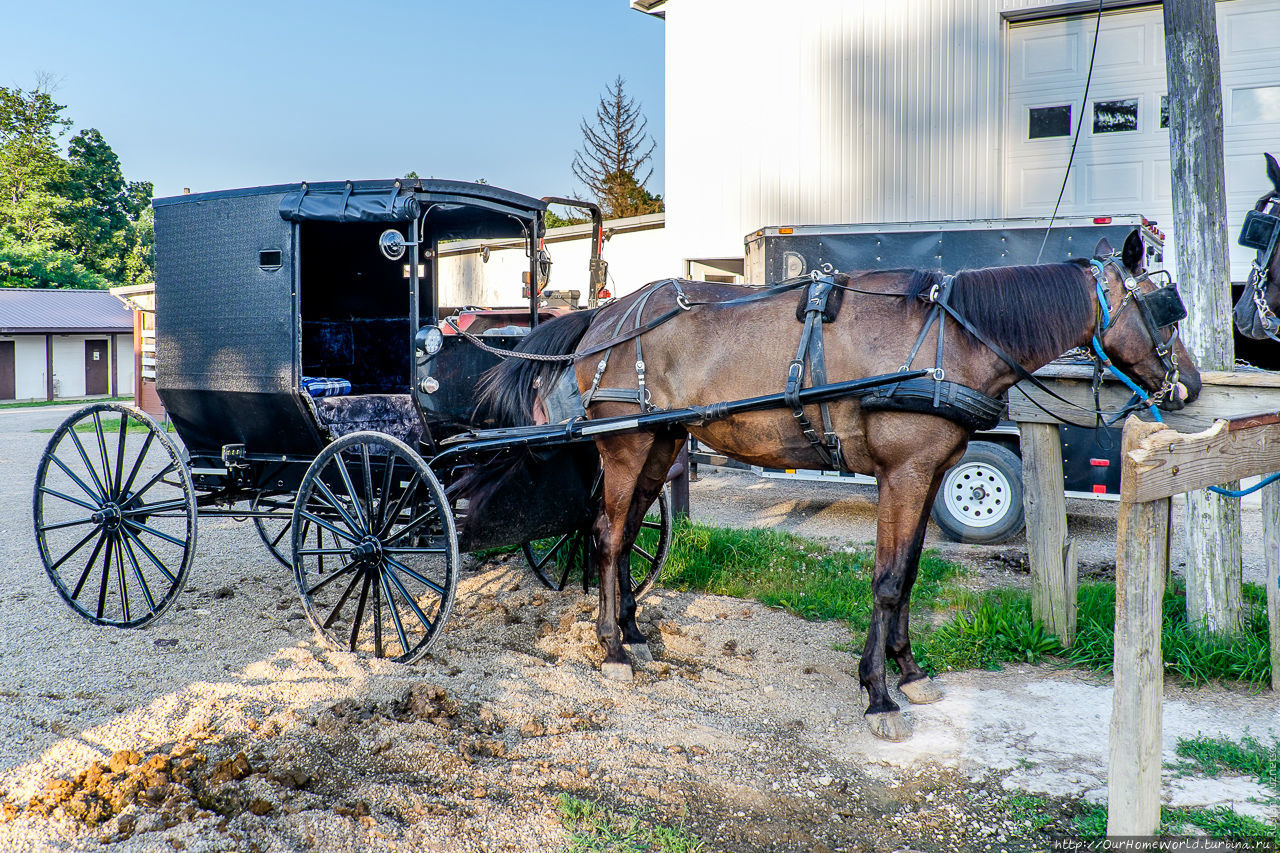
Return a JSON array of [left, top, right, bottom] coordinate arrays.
[[31, 179, 673, 662]]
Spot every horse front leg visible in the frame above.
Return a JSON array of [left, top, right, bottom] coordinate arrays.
[[861, 466, 942, 742], [591, 435, 652, 681], [617, 435, 684, 656], [887, 477, 946, 707]]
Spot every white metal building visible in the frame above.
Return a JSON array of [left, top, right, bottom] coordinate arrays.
[[632, 0, 1280, 283]]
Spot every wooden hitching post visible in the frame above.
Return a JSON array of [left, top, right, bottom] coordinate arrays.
[[1263, 478, 1280, 692], [1108, 418, 1169, 837], [1021, 422, 1077, 645]]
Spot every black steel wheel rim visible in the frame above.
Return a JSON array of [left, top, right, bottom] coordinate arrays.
[[292, 432, 457, 664], [33, 403, 196, 628]]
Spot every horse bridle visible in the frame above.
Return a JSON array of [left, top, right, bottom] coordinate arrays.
[[1242, 192, 1280, 341], [1088, 255, 1187, 418]]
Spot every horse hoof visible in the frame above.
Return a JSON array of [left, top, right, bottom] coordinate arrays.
[[865, 711, 912, 742], [899, 677, 944, 705], [601, 662, 635, 682], [624, 643, 653, 663]]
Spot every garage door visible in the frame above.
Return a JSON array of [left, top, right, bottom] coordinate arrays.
[[1004, 0, 1280, 281]]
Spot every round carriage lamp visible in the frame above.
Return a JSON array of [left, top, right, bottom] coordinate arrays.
[[379, 229, 407, 260]]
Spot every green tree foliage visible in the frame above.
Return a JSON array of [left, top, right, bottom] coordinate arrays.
[[572, 76, 663, 220], [0, 82, 153, 288]]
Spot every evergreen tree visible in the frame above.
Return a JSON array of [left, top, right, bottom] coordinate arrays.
[[571, 76, 663, 219]]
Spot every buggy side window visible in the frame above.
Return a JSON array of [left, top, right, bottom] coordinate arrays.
[[259, 249, 283, 270]]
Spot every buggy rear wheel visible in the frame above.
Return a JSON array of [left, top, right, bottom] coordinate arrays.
[[293, 432, 458, 664], [251, 495, 294, 568], [33, 403, 196, 628], [524, 486, 672, 599]]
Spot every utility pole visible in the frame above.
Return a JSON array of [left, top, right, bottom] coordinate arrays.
[[1163, 0, 1242, 633]]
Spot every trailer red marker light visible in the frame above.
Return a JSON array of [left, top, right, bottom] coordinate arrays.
[[1089, 458, 1110, 467], [1092, 484, 1108, 494], [1093, 217, 1112, 225]]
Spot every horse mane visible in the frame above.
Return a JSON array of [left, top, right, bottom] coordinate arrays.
[[472, 308, 599, 428], [904, 263, 1092, 364]]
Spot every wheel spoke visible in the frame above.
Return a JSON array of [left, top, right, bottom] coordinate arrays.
[[117, 429, 156, 499], [49, 526, 102, 574], [631, 545, 655, 563], [121, 533, 157, 613], [311, 478, 365, 540], [384, 505, 440, 546], [95, 534, 114, 620], [381, 558, 437, 637], [297, 508, 361, 545], [359, 445, 376, 538], [93, 412, 113, 499], [114, 411, 129, 500], [119, 498, 190, 518], [269, 519, 291, 549], [384, 554, 448, 598], [68, 429, 108, 501], [122, 461, 178, 506], [377, 569, 411, 657], [323, 570, 363, 629], [120, 525, 179, 584], [377, 452, 395, 532], [37, 513, 99, 533], [349, 572, 372, 651], [332, 450, 369, 533], [297, 547, 354, 557], [114, 537, 131, 623], [47, 453, 104, 505], [306, 560, 359, 596], [122, 518, 187, 548], [532, 533, 571, 571], [372, 570, 384, 658], [377, 472, 420, 538], [70, 532, 109, 599]]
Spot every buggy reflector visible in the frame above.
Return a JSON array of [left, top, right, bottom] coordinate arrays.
[[1093, 217, 1112, 224], [1092, 484, 1107, 494]]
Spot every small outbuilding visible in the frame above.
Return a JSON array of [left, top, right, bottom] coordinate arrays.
[[0, 288, 134, 402]]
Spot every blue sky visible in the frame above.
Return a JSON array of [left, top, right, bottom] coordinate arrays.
[[0, 1, 665, 201]]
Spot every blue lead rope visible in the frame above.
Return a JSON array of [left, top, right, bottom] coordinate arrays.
[[1090, 263, 1163, 425], [1206, 472, 1280, 498]]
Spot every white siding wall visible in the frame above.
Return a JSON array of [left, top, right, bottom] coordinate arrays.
[[664, 0, 1010, 269], [436, 220, 671, 307], [43, 334, 134, 400]]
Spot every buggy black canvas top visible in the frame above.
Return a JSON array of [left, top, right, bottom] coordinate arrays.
[[155, 179, 548, 241]]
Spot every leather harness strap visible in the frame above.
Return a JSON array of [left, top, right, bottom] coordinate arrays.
[[785, 276, 844, 469]]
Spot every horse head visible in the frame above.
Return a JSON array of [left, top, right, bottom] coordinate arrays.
[[1232, 152, 1280, 341], [1091, 229, 1202, 411]]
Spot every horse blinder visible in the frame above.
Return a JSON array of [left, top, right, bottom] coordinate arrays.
[[1133, 284, 1187, 330], [1239, 208, 1280, 256]]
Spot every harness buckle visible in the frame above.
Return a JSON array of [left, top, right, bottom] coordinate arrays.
[[925, 283, 941, 304], [931, 367, 945, 382]]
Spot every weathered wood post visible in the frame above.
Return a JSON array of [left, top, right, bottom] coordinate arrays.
[[1021, 423, 1077, 645], [1163, 0, 1243, 634], [1264, 479, 1280, 691], [1108, 418, 1169, 837]]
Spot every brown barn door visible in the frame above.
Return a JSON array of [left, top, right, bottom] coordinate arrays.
[[85, 340, 109, 396], [0, 341, 14, 400]]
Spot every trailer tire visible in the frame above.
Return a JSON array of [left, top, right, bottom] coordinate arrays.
[[930, 441, 1024, 545]]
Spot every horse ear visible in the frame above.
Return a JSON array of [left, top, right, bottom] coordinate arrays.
[[1267, 152, 1280, 192], [1093, 237, 1114, 258], [1122, 229, 1144, 273]]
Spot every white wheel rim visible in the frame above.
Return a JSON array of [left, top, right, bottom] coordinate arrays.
[[941, 462, 1011, 529]]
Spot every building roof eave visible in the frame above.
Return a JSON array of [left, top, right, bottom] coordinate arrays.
[[630, 0, 666, 18]]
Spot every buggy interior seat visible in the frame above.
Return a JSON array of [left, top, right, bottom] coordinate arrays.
[[312, 394, 424, 447]]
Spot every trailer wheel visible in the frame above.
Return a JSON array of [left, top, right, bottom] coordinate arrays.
[[524, 486, 672, 599], [293, 432, 458, 664], [33, 403, 197, 628], [930, 441, 1025, 545]]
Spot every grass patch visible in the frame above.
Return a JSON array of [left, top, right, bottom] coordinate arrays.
[[661, 521, 960, 633], [1174, 733, 1280, 792], [33, 420, 172, 435], [555, 793, 705, 853], [1073, 802, 1279, 841], [0, 396, 131, 411]]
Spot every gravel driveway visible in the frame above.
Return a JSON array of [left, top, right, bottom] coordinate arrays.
[[1, 404, 1276, 852]]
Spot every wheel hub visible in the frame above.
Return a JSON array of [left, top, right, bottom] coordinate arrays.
[[350, 536, 383, 563], [92, 503, 123, 532]]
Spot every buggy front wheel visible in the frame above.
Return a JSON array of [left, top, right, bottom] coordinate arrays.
[[292, 432, 458, 664], [524, 486, 672, 599], [33, 403, 197, 628]]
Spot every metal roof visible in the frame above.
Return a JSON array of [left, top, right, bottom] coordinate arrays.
[[0, 288, 133, 335]]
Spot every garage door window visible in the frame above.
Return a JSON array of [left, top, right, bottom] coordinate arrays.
[[1094, 99, 1138, 133], [1160, 95, 1170, 129], [1231, 85, 1280, 124], [1029, 105, 1071, 139]]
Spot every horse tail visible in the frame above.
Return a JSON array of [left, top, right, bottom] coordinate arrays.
[[474, 308, 599, 427]]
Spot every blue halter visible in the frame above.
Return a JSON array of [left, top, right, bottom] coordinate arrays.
[[1088, 258, 1163, 424]]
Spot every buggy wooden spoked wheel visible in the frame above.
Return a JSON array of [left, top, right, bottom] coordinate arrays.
[[292, 432, 458, 664], [524, 487, 672, 599], [33, 403, 196, 628], [251, 494, 294, 568]]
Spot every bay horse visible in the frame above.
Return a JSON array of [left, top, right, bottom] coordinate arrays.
[[479, 230, 1201, 741], [1232, 152, 1280, 340]]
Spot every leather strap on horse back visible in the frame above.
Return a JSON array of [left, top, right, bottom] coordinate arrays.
[[861, 378, 1004, 432], [795, 281, 845, 323], [785, 276, 844, 470]]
